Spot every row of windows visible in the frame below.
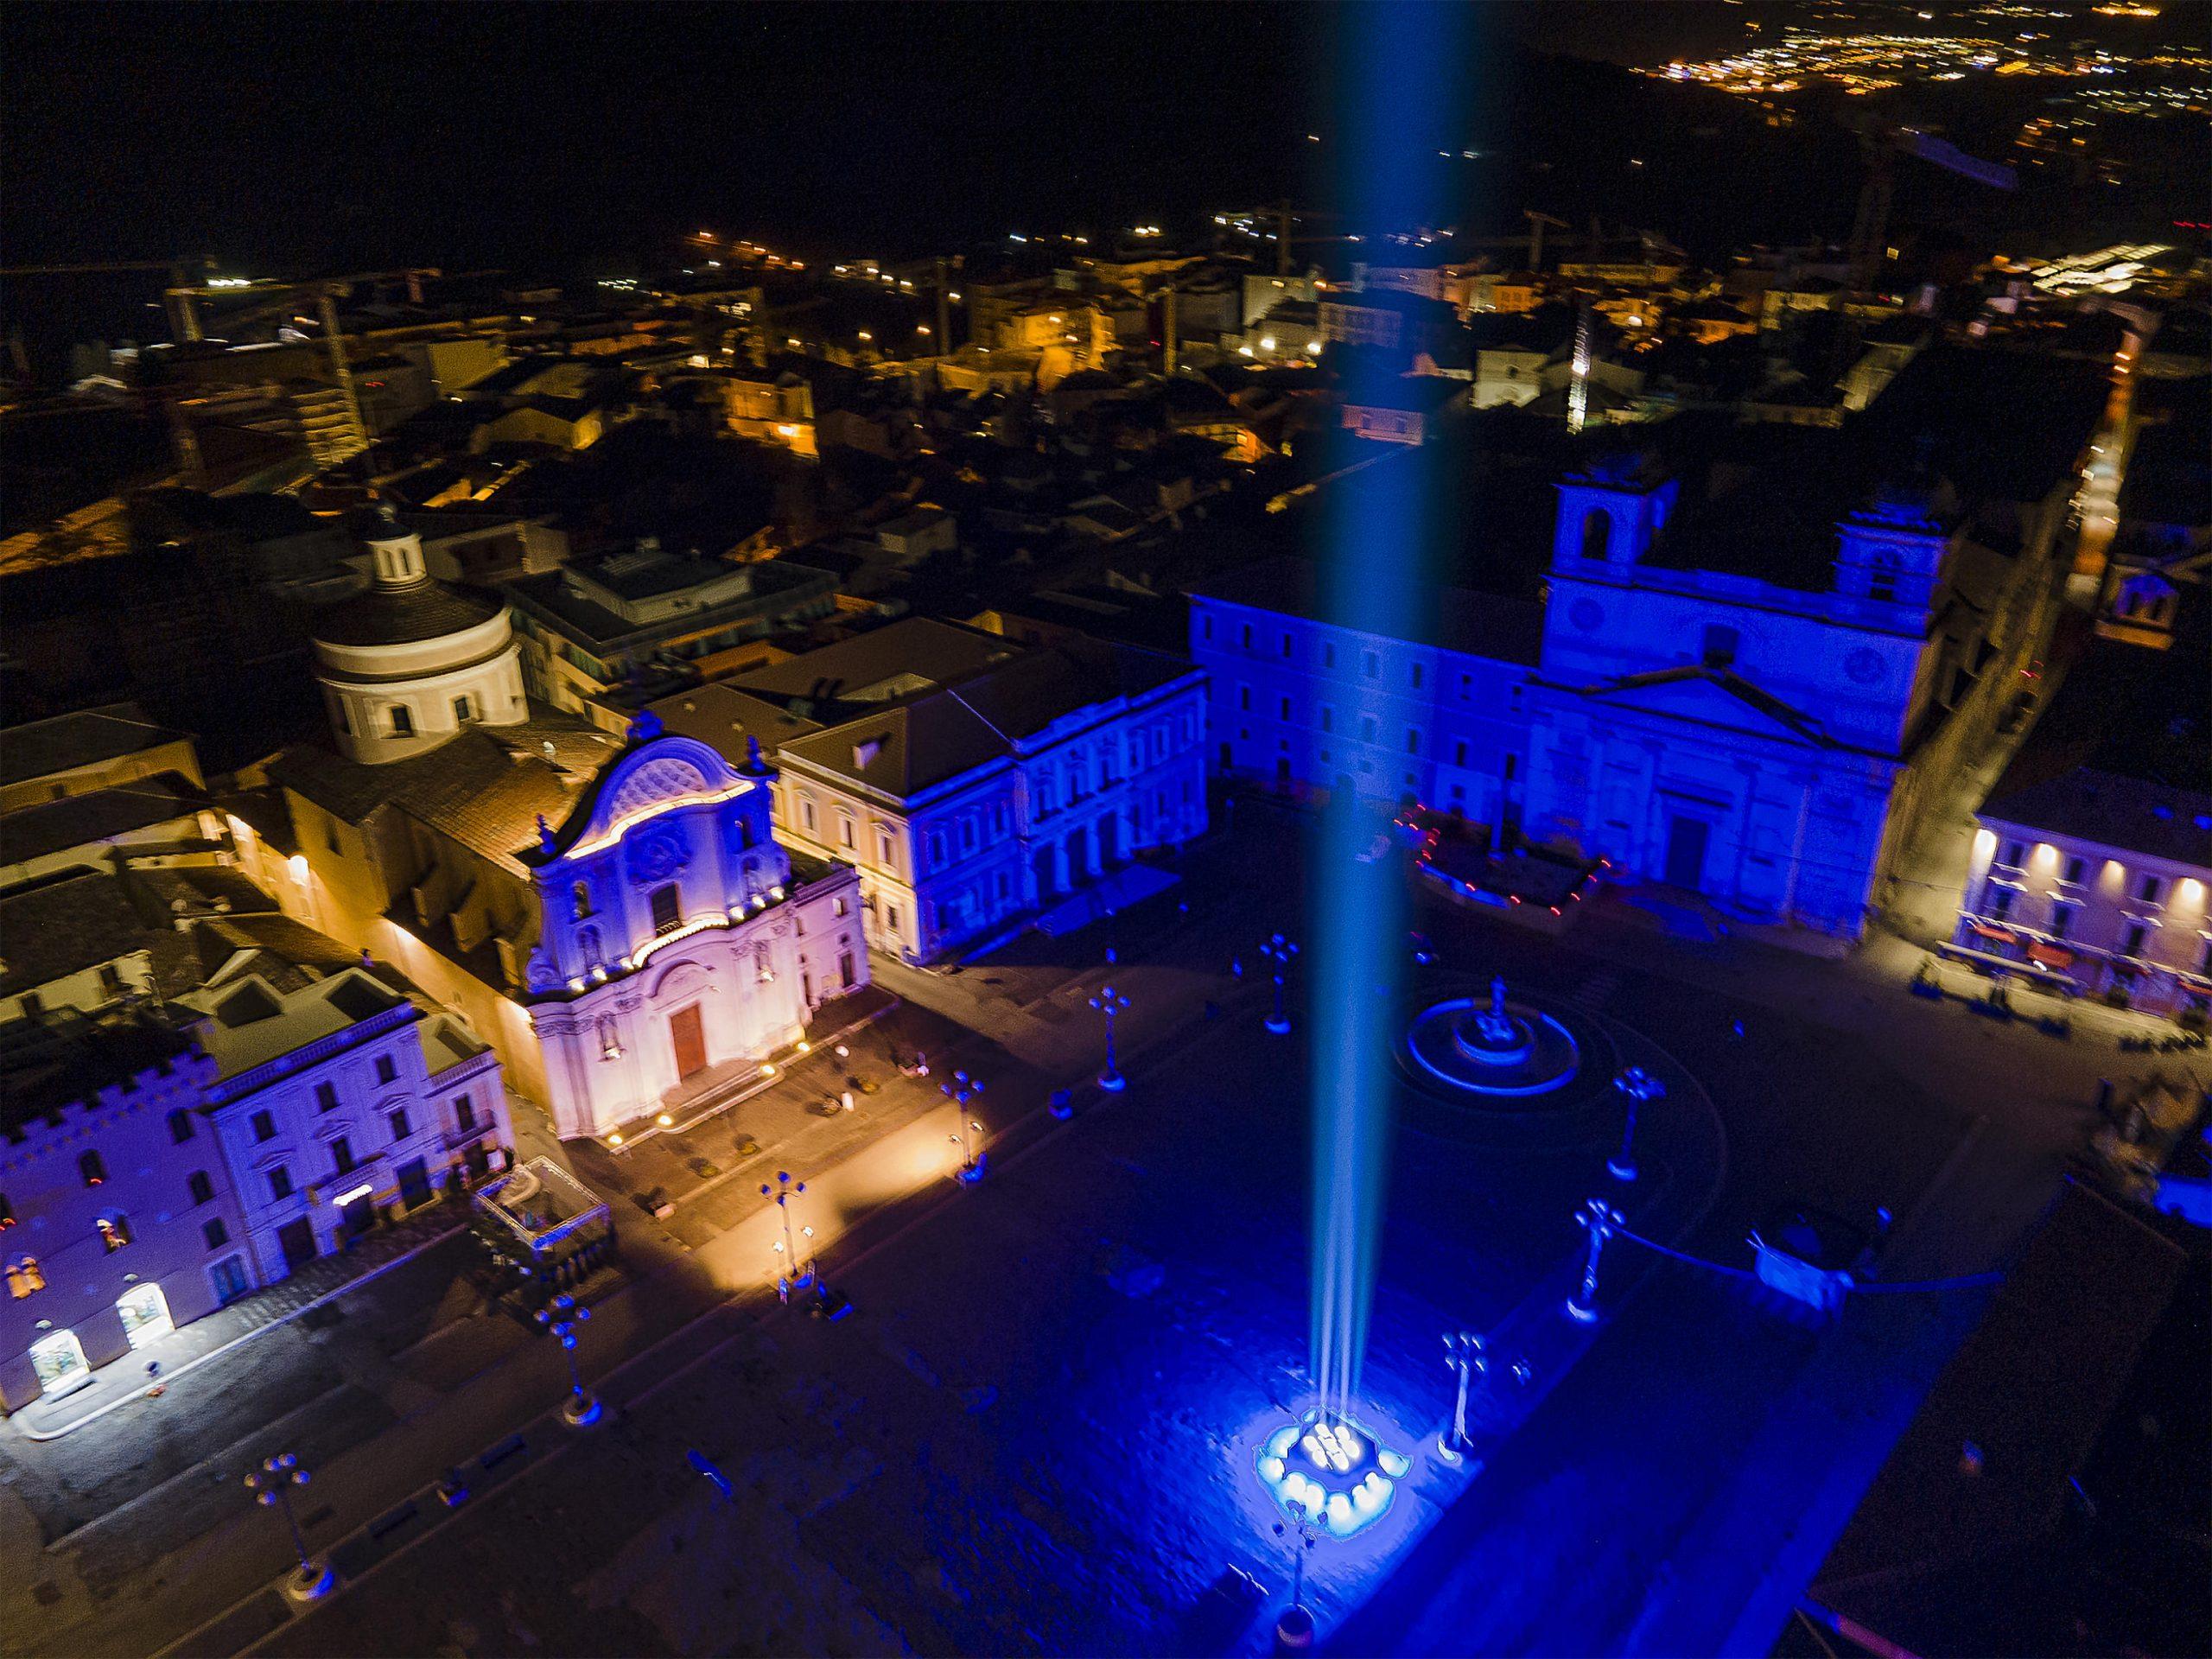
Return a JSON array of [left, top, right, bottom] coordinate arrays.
[[1980, 883, 2212, 967], [1992, 842, 2179, 906], [334, 695, 482, 741]]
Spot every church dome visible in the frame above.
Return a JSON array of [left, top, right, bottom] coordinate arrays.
[[309, 504, 528, 765]]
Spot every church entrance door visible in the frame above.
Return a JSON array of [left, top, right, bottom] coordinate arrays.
[[669, 1003, 708, 1081], [1663, 815, 1711, 891]]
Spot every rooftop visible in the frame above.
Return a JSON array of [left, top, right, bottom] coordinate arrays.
[[1192, 555, 1545, 667], [0, 771, 210, 870], [0, 1009, 206, 1141], [310, 576, 505, 648], [734, 617, 1018, 711], [0, 702, 191, 789], [267, 715, 620, 872]]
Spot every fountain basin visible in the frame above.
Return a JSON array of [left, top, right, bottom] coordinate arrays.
[[1255, 1412, 1410, 1541]]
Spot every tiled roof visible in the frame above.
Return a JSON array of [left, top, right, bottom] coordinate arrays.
[[734, 617, 1016, 706], [267, 717, 620, 872], [0, 1009, 204, 1139], [1192, 556, 1545, 667], [0, 772, 210, 869], [0, 702, 190, 788], [780, 696, 1009, 797], [309, 578, 504, 646], [0, 869, 161, 995]]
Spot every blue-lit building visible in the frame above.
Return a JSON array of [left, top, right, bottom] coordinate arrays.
[[1195, 351, 2100, 935]]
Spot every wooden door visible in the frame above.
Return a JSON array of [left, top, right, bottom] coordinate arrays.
[[669, 1003, 708, 1079]]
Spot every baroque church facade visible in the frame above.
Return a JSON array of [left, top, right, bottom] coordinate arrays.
[[259, 506, 868, 1144]]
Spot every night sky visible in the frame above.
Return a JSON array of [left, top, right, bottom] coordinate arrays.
[[5, 3, 1789, 276]]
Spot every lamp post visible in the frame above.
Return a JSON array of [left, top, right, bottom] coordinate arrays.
[[1438, 1331, 1486, 1463], [1567, 1198, 1624, 1323], [1608, 1066, 1664, 1184], [943, 1069, 987, 1182], [760, 1170, 812, 1289], [1272, 1507, 1320, 1653], [244, 1452, 334, 1603], [1090, 985, 1130, 1090], [534, 1292, 601, 1426], [1260, 932, 1300, 1036]]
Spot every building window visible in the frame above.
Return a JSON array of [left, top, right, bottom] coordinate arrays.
[[2002, 841, 2024, 868], [650, 883, 683, 935], [453, 693, 475, 724], [1410, 663, 1424, 690], [1281, 632, 1293, 658], [188, 1170, 214, 1206], [1868, 553, 1899, 602], [7, 1257, 44, 1299], [332, 1136, 356, 1176], [838, 815, 855, 850], [2122, 921, 2149, 957], [1360, 716, 1377, 743], [97, 1214, 131, 1252], [268, 1166, 295, 1202], [0, 1192, 10, 1229], [833, 896, 849, 918], [1453, 740, 1469, 767], [1503, 754, 1517, 782], [800, 796, 817, 832], [1701, 625, 1738, 667], [388, 704, 415, 738], [2049, 904, 2074, 940], [1320, 706, 1333, 734], [374, 1054, 397, 1085], [572, 880, 594, 920], [2063, 856, 2085, 885], [454, 1093, 477, 1132], [168, 1108, 195, 1144], [1279, 696, 1291, 720], [1987, 884, 2015, 919], [577, 924, 603, 970], [389, 1106, 411, 1141], [1580, 507, 1611, 561], [1362, 651, 1379, 680], [79, 1150, 106, 1187], [1323, 641, 1336, 669], [928, 830, 947, 866], [1238, 685, 1252, 712], [99, 961, 127, 999], [1240, 623, 1253, 649], [2138, 874, 2164, 904], [251, 1109, 276, 1141], [1406, 728, 1421, 755], [204, 1218, 230, 1250]]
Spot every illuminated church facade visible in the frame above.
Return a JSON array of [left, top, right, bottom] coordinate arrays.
[[521, 726, 866, 1141]]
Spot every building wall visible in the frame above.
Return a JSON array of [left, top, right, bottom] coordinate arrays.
[[773, 679, 1211, 964], [0, 1052, 246, 1414], [1957, 824, 2212, 1017], [0, 735, 204, 815], [316, 613, 529, 765], [1191, 600, 1534, 832], [205, 999, 510, 1287]]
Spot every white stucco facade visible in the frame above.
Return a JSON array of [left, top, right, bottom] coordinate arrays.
[[522, 730, 868, 1141]]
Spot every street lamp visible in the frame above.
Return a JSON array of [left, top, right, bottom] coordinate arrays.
[[1608, 1066, 1665, 1183], [1567, 1198, 1624, 1324], [1091, 985, 1131, 1090], [760, 1170, 813, 1289], [1260, 932, 1300, 1035], [1271, 1507, 1320, 1653], [534, 1292, 601, 1427], [1438, 1331, 1487, 1464], [244, 1452, 334, 1603], [943, 1069, 987, 1183]]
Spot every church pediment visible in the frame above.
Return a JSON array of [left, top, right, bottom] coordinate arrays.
[[533, 730, 755, 867], [1563, 669, 1830, 747]]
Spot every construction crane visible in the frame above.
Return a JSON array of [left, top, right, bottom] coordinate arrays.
[[1523, 211, 1568, 273], [1846, 126, 2016, 303]]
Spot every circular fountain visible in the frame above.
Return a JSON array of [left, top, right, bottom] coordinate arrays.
[[1402, 975, 1594, 1104]]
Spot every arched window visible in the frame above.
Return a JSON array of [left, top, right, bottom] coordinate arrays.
[[79, 1150, 106, 1187], [572, 880, 594, 920], [97, 1214, 131, 1252], [1580, 507, 1612, 562]]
